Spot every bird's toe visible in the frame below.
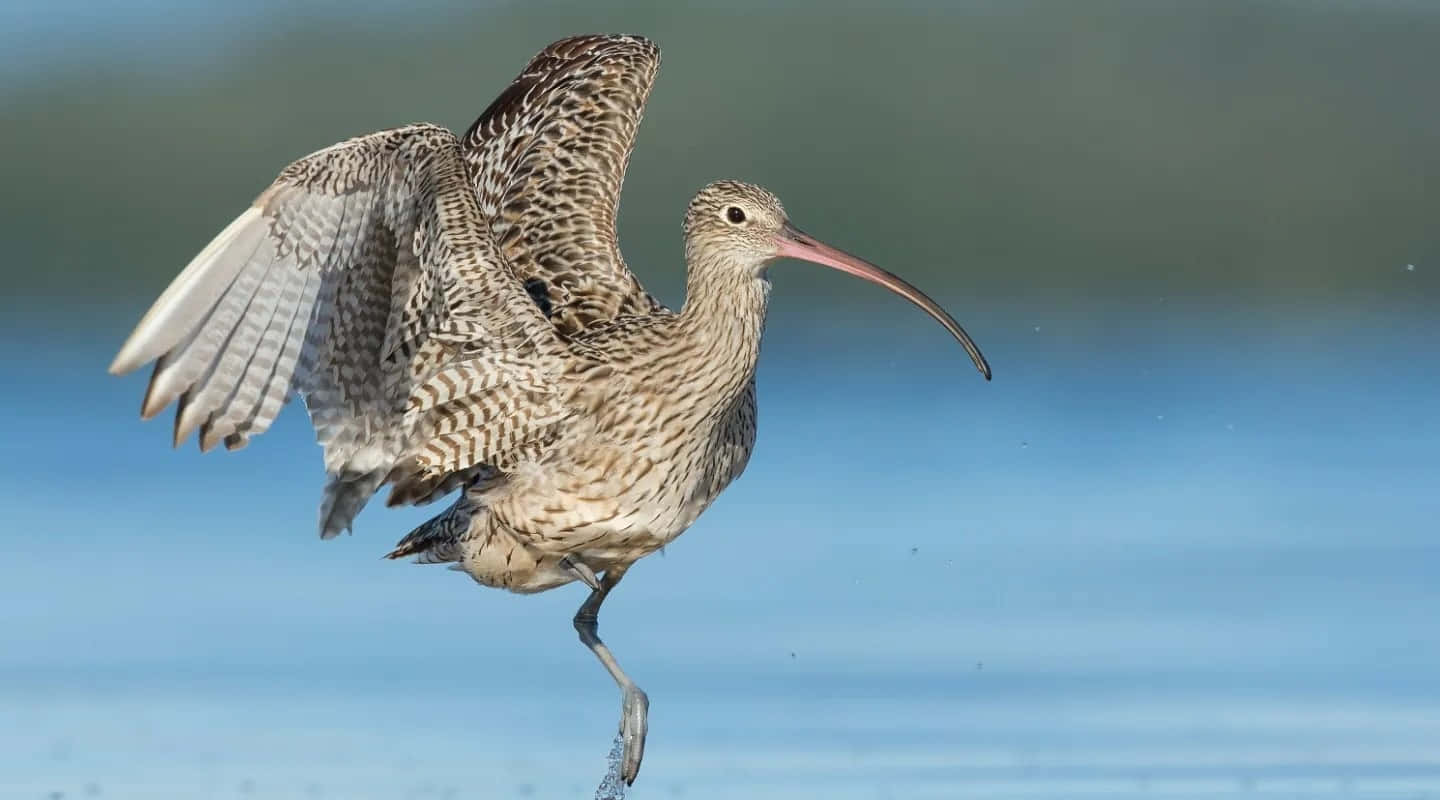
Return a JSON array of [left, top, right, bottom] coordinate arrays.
[[619, 686, 649, 785]]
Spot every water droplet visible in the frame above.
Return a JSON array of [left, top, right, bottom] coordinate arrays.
[[1156, 415, 1165, 421], [1406, 264, 1416, 271], [909, 546, 919, 556], [595, 731, 629, 799], [1032, 325, 1041, 332], [1020, 441, 1028, 449]]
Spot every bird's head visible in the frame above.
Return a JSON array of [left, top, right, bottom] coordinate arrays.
[[684, 179, 991, 381], [684, 180, 790, 268]]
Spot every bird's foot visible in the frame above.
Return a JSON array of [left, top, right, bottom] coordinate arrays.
[[619, 684, 649, 785], [559, 554, 602, 591]]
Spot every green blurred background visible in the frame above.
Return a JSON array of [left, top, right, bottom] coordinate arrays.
[[4, 0, 1436, 311]]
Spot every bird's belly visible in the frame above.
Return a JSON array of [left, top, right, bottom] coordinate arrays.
[[571, 499, 710, 566], [444, 507, 681, 595], [451, 514, 578, 594], [494, 449, 724, 571], [486, 393, 757, 578], [519, 490, 706, 572]]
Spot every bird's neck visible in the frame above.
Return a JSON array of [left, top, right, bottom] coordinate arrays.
[[675, 253, 772, 406]]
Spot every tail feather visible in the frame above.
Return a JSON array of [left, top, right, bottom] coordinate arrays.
[[384, 495, 476, 562], [318, 469, 388, 539]]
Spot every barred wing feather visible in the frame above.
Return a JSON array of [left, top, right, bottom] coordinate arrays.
[[462, 34, 669, 336], [110, 123, 563, 537]]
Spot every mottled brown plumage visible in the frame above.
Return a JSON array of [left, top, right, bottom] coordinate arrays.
[[462, 34, 665, 337], [110, 34, 990, 786]]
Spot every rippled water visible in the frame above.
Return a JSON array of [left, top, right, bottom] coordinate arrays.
[[4, 304, 1437, 798]]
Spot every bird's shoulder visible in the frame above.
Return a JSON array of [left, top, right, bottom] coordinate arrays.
[[567, 309, 680, 355]]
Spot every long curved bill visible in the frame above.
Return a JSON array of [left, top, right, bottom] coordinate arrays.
[[776, 222, 992, 380]]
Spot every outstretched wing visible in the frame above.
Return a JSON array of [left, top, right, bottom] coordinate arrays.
[[461, 34, 668, 337], [110, 123, 564, 536]]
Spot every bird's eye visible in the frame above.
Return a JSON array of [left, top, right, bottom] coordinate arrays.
[[726, 206, 746, 224]]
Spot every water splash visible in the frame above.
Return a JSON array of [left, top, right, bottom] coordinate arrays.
[[593, 731, 628, 800]]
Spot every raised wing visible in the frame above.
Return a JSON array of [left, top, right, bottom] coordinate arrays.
[[110, 124, 564, 536], [461, 34, 668, 337]]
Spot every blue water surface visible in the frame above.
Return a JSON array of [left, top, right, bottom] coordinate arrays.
[[2, 299, 1437, 798]]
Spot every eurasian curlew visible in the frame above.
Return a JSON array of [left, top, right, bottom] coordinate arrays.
[[109, 34, 991, 784]]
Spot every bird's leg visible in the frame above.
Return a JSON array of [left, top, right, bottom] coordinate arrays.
[[574, 565, 648, 785], [559, 553, 602, 591]]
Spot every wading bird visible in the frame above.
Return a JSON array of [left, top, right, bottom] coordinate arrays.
[[109, 34, 990, 784]]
